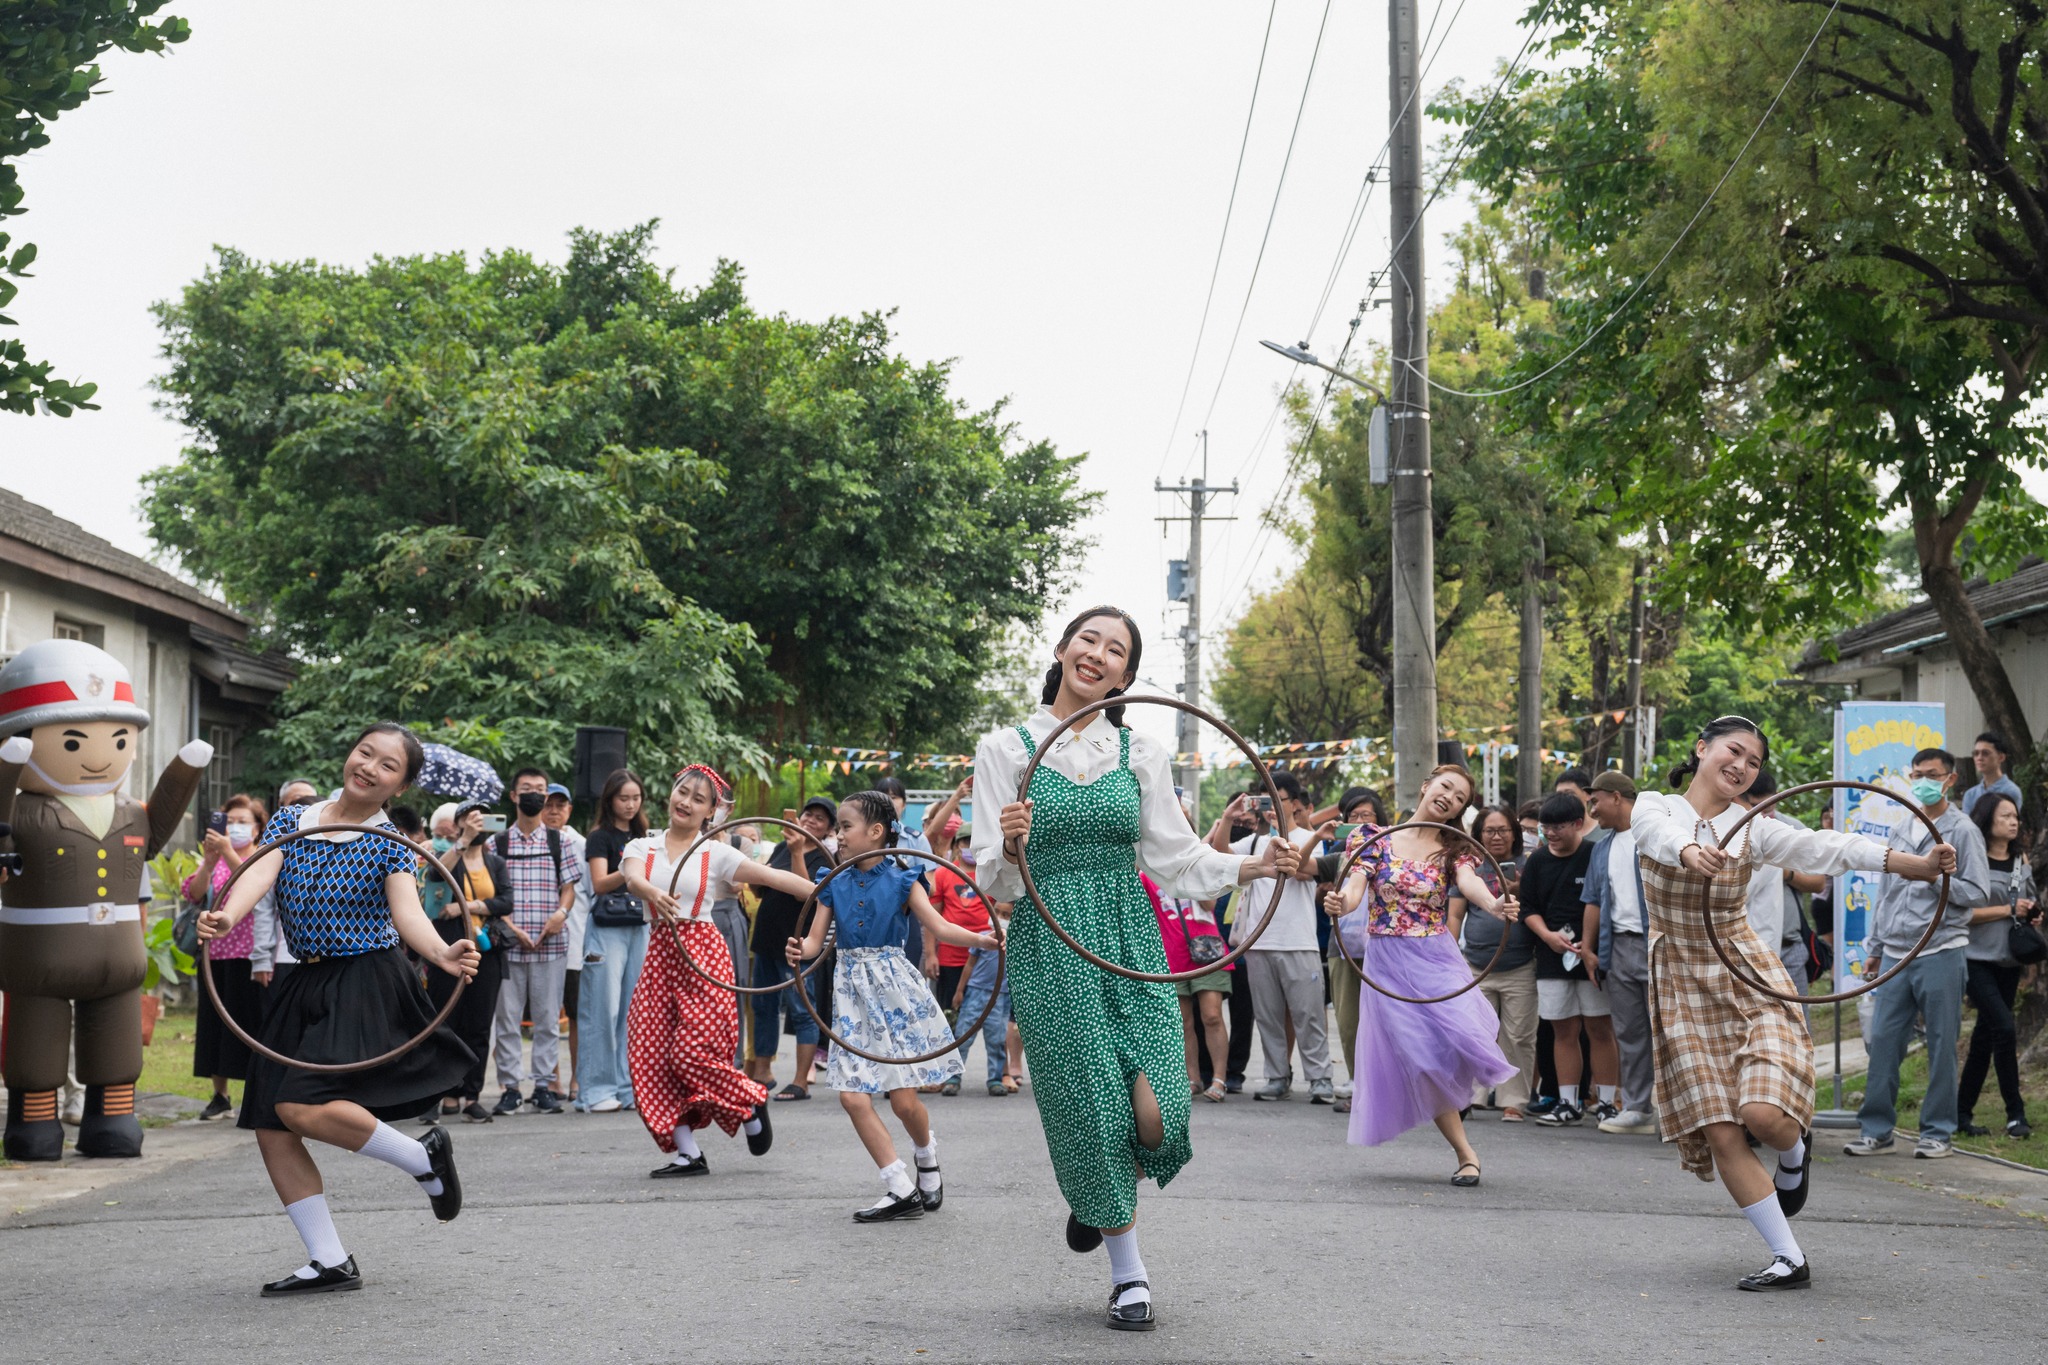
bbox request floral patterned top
[1343,823,1478,938]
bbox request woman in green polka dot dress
[971,606,1298,1333]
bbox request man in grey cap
[1584,770,1657,1135]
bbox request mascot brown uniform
[0,639,211,1160]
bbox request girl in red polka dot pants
[621,767,820,1178]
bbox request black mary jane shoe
[852,1190,926,1224]
[417,1125,462,1222]
[746,1104,773,1157]
[916,1161,943,1212]
[1736,1255,1811,1292]
[1107,1280,1157,1332]
[260,1257,362,1298]
[1066,1211,1103,1254]
[1451,1161,1481,1188]
[1776,1129,1812,1219]
[650,1154,709,1179]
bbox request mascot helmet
[0,639,151,739]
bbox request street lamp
[1258,340,1388,403]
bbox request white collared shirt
[971,706,1242,903]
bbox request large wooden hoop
[1012,695,1290,983]
[662,816,838,996]
[789,846,1005,1066]
[1328,820,1512,1003]
[201,823,474,1074]
[1704,778,1951,1005]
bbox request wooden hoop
[1012,695,1289,983]
[662,816,837,996]
[1327,820,1511,1003]
[201,822,474,1074]
[1703,778,1951,1005]
[790,846,1005,1066]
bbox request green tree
[1448,0,2048,760]
[2,0,188,415]
[143,227,1092,780]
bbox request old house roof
[1797,557,2048,675]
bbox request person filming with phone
[431,800,513,1122]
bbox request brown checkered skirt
[1640,848,1813,1180]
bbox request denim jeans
[575,920,648,1108]
[750,951,822,1057]
[1858,947,1968,1141]
[952,958,1010,1086]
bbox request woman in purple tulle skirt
[1326,765,1522,1187]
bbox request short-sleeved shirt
[1458,859,1535,971]
[1228,828,1320,952]
[585,826,636,889]
[1343,824,1478,938]
[1519,840,1595,979]
[812,856,924,951]
[623,833,747,922]
[929,865,990,967]
[265,803,411,959]
[750,841,831,953]
[501,824,574,963]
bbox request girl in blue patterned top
[199,722,479,1299]
[787,790,998,1224]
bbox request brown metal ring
[790,845,1006,1066]
[1703,778,1951,1006]
[661,816,838,996]
[1328,820,1511,1003]
[200,822,475,1074]
[1012,694,1289,983]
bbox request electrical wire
[1404,0,1842,399]
[1154,0,1281,480]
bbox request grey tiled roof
[0,485,246,624]
[1798,556,2048,670]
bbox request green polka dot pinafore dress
[1010,724,1192,1230]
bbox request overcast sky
[3,0,1541,752]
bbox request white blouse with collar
[970,705,1243,904]
[1632,790,1885,877]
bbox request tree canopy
[144,226,1092,782]
[1,0,187,415]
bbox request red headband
[673,764,731,801]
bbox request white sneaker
[588,1097,623,1113]
[1914,1136,1954,1159]
[1598,1108,1657,1134]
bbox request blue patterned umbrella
[416,743,504,803]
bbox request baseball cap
[1590,770,1637,798]
[453,798,494,822]
[545,783,572,801]
[800,796,838,821]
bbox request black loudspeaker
[573,726,629,803]
[1437,739,1469,770]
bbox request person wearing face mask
[187,793,270,1120]
[1846,747,1991,1162]
[490,769,579,1116]
[1633,717,1956,1293]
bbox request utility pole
[1623,557,1646,778]
[1518,534,1544,803]
[1157,431,1237,815]
[1387,0,1438,816]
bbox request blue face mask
[1909,777,1947,808]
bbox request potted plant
[140,914,195,1047]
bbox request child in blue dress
[787,790,997,1223]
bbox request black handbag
[2007,912,2048,966]
[590,890,646,929]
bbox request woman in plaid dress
[1632,716,1955,1292]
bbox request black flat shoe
[746,1104,773,1157]
[1451,1161,1481,1187]
[650,1155,709,1178]
[853,1190,926,1223]
[1776,1129,1812,1219]
[1066,1211,1103,1254]
[1737,1255,1811,1291]
[417,1125,462,1222]
[916,1161,942,1212]
[2010,1118,2034,1139]
[1957,1120,1992,1137]
[260,1257,362,1297]
[200,1094,233,1121]
[1107,1280,1156,1331]
[462,1101,493,1124]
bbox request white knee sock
[876,1158,915,1202]
[1740,1193,1805,1266]
[1774,1135,1808,1190]
[1560,1084,1580,1105]
[358,1121,440,1196]
[671,1125,703,1161]
[1104,1228,1150,1305]
[914,1136,940,1192]
[284,1194,347,1276]
[1597,1084,1617,1105]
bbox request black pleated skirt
[238,947,476,1131]
[193,955,264,1080]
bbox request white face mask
[226,822,256,847]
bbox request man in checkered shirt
[492,768,578,1115]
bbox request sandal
[773,1083,810,1102]
[940,1079,961,1097]
[1002,1074,1020,1094]
[1451,1161,1481,1187]
[1198,1081,1227,1103]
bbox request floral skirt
[826,947,963,1094]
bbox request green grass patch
[1822,1042,2048,1165]
[140,1003,227,1107]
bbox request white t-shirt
[1229,827,1320,952]
[622,833,747,921]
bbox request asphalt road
[3,1047,2042,1363]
